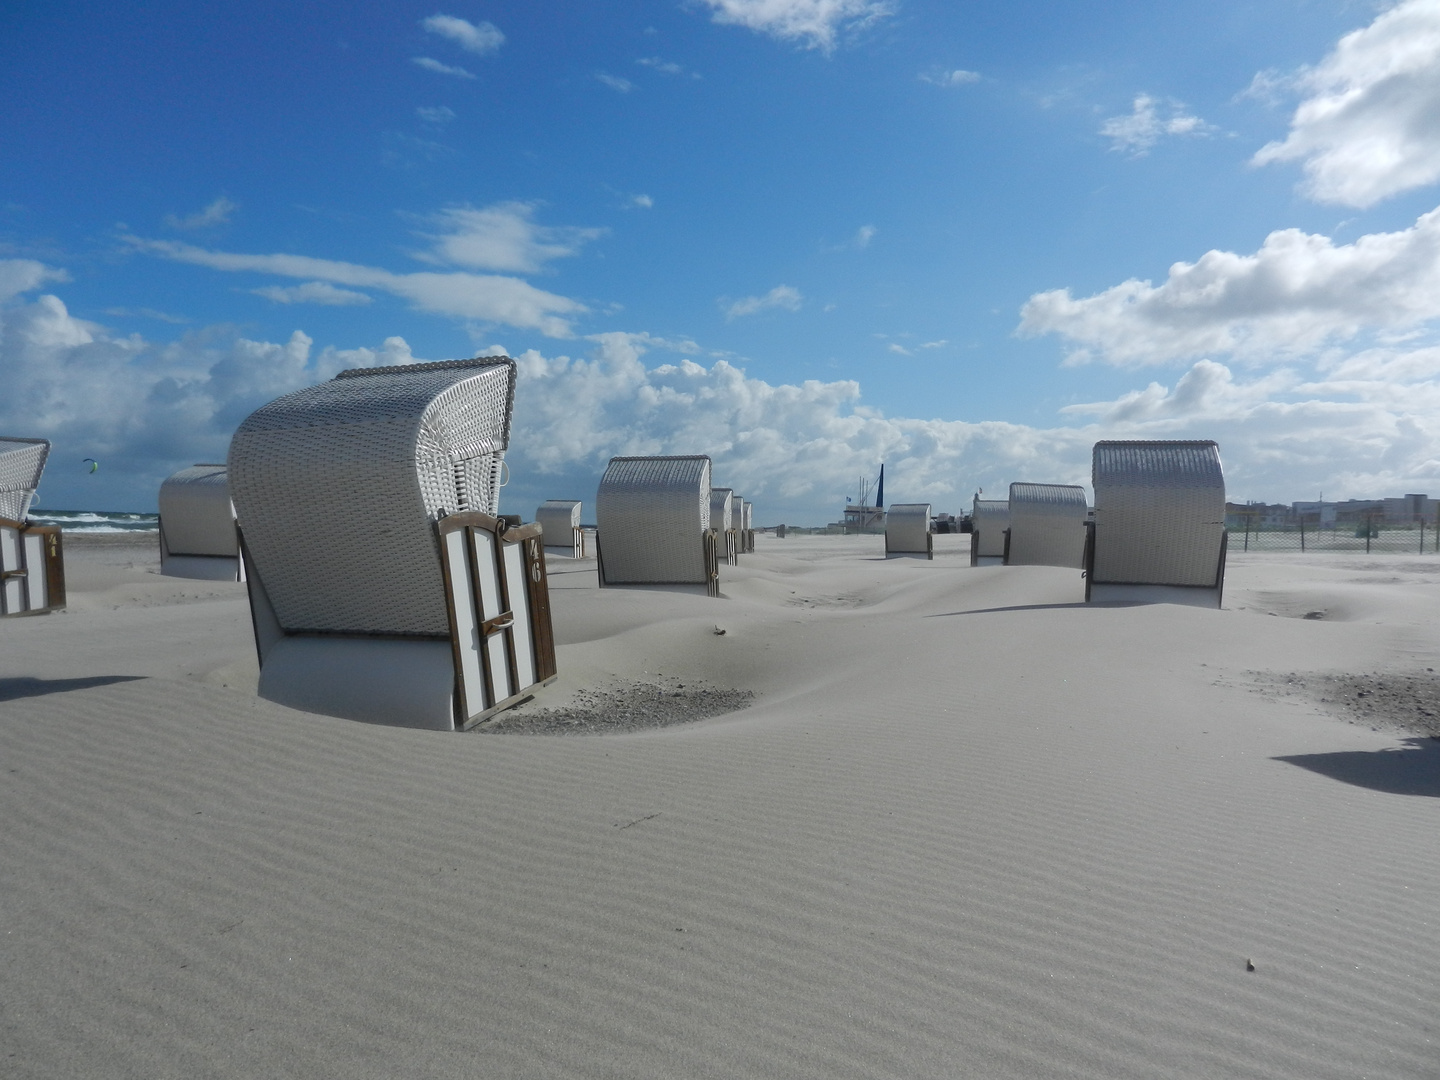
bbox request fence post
[1300,520,1305,552]
[1244,515,1250,552]
[1366,513,1371,554]
[1422,519,1426,555]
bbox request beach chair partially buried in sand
[158,465,245,581]
[710,487,737,565]
[1004,482,1088,568]
[740,498,755,553]
[229,357,557,729]
[885,502,933,559]
[595,455,720,596]
[0,436,64,617]
[969,496,1009,566]
[535,499,584,559]
[1085,440,1227,608]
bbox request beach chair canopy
[886,503,932,555]
[535,499,582,538]
[159,465,237,558]
[0,437,50,522]
[741,500,753,531]
[971,498,1009,559]
[596,455,711,585]
[710,488,733,532]
[229,357,516,636]
[1006,482,1088,568]
[1091,440,1225,587]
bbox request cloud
[854,224,876,248]
[251,281,373,306]
[637,56,689,76]
[919,339,947,349]
[1019,205,1440,365]
[416,105,456,125]
[1101,94,1213,155]
[723,285,803,319]
[0,259,68,303]
[919,69,980,87]
[628,194,654,209]
[887,343,911,355]
[1251,0,1440,208]
[163,197,237,231]
[420,14,504,55]
[412,56,476,79]
[414,202,605,274]
[596,73,634,93]
[697,0,893,53]
[126,236,586,336]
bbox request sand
[1,532,1436,1078]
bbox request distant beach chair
[536,499,584,559]
[158,464,244,581]
[710,487,737,565]
[229,357,557,729]
[0,436,64,616]
[595,455,719,596]
[1085,440,1227,607]
[970,497,1009,566]
[739,498,755,553]
[1004,483,1088,568]
[885,503,933,559]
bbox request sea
[26,510,159,534]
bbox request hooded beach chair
[536,499,583,559]
[1085,440,1226,607]
[1004,483,1088,568]
[885,503,933,559]
[741,499,755,552]
[158,465,245,581]
[0,436,63,616]
[229,357,556,729]
[710,487,737,565]
[595,455,719,596]
[969,497,1009,566]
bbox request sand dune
[1,533,1436,1078]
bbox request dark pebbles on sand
[474,677,755,735]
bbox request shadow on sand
[925,603,1094,618]
[0,675,147,703]
[1275,737,1440,797]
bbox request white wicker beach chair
[535,499,583,558]
[230,357,557,729]
[595,455,719,596]
[158,465,244,581]
[710,487,737,565]
[0,436,64,617]
[1005,483,1088,568]
[970,497,1009,566]
[885,503,933,559]
[0,437,49,523]
[740,499,755,553]
[1086,440,1226,607]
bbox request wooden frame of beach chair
[1085,440,1227,608]
[885,503,933,559]
[969,498,1009,566]
[0,518,64,616]
[158,464,245,582]
[535,499,584,559]
[1004,483,1088,568]
[595,455,720,597]
[710,487,738,565]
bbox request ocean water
[26,510,159,534]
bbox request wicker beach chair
[1085,440,1226,607]
[229,357,556,729]
[885,503,933,559]
[970,497,1009,566]
[536,499,584,558]
[710,487,737,565]
[0,437,63,617]
[740,499,755,553]
[158,464,244,581]
[1004,483,1088,568]
[0,437,49,523]
[595,455,719,596]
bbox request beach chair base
[1086,582,1223,608]
[161,554,245,581]
[0,518,64,616]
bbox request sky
[5,0,1440,522]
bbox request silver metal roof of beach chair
[971,497,1009,559]
[710,488,733,532]
[885,503,932,558]
[596,455,712,585]
[1090,440,1226,600]
[1006,483,1088,568]
[159,465,237,557]
[535,499,581,535]
[740,500,753,531]
[0,437,50,522]
[228,357,517,636]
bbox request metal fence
[1228,511,1440,554]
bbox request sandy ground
[1,532,1436,1078]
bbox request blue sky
[6,0,1440,521]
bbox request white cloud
[127,236,586,337]
[1252,0,1440,208]
[596,73,634,93]
[919,69,980,87]
[919,339,947,349]
[697,0,893,53]
[413,56,476,79]
[628,194,654,209]
[251,281,373,306]
[887,343,911,355]
[420,14,504,55]
[164,197,237,231]
[854,224,876,248]
[415,202,605,273]
[637,56,686,76]
[723,284,803,319]
[1019,205,1440,366]
[416,105,456,125]
[0,259,68,303]
[1101,94,1213,155]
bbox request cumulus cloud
[723,284,803,319]
[596,72,635,93]
[413,56,476,79]
[164,197,237,231]
[1101,94,1213,155]
[697,0,893,53]
[415,202,605,273]
[919,69,980,87]
[251,281,373,306]
[420,14,503,55]
[0,259,68,303]
[1252,0,1440,208]
[628,194,654,209]
[1019,205,1440,365]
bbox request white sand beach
[1,532,1437,1078]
